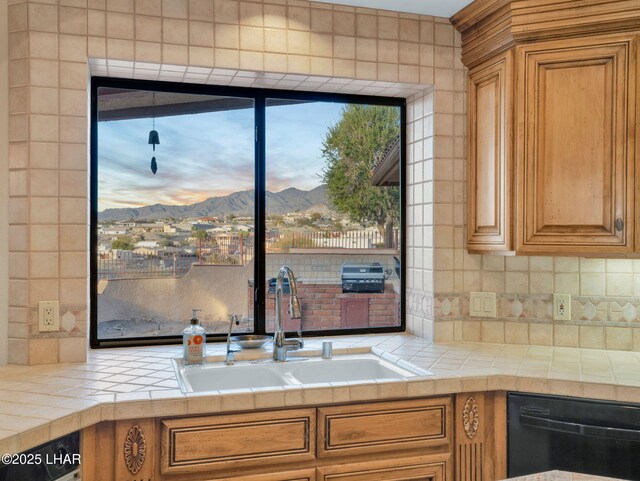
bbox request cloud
[98,100,349,210]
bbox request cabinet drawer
[316,454,448,481]
[317,398,451,459]
[217,468,317,481]
[161,409,316,475]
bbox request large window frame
[90,77,406,348]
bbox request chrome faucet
[225,314,240,365]
[273,266,304,361]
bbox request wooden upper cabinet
[467,51,514,253]
[453,1,640,257]
[516,35,636,254]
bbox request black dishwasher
[508,393,640,480]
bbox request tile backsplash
[4,0,640,365]
[432,255,640,350]
[4,0,458,364]
[0,0,8,365]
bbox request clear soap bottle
[183,309,206,366]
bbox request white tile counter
[1,334,640,455]
[504,471,620,481]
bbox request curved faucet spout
[274,266,303,361]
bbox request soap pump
[183,309,206,366]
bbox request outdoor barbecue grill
[341,262,385,293]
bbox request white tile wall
[0,0,9,366]
[5,0,453,363]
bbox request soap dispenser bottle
[183,309,206,366]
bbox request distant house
[131,223,165,233]
[371,136,400,186]
[190,223,216,231]
[207,226,231,234]
[173,223,194,232]
[235,224,254,232]
[109,249,140,260]
[102,227,127,235]
[136,240,160,248]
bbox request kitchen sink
[178,363,291,392]
[173,353,431,394]
[282,357,416,384]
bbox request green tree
[270,215,285,227]
[192,227,209,261]
[159,238,174,248]
[271,232,315,250]
[111,235,134,250]
[295,217,313,227]
[321,104,400,247]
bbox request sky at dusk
[97,100,344,211]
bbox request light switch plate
[553,294,571,321]
[470,292,496,318]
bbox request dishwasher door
[508,393,640,480]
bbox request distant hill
[98,185,328,222]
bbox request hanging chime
[148,92,160,174]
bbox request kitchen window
[90,77,405,347]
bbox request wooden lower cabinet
[82,418,158,481]
[453,392,507,481]
[316,454,449,481]
[317,398,451,460]
[216,469,317,481]
[160,408,316,476]
[82,394,506,481]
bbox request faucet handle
[296,329,304,348]
[322,341,333,359]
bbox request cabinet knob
[615,218,624,232]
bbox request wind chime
[148,92,160,174]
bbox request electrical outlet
[553,294,571,321]
[39,300,60,332]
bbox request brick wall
[250,282,399,332]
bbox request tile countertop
[2,333,640,455]
[505,471,620,481]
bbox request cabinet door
[517,35,636,254]
[467,51,514,252]
[316,454,449,481]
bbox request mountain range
[98,185,328,222]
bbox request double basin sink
[173,353,431,393]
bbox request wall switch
[470,292,496,318]
[553,294,571,321]
[39,300,60,332]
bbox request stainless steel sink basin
[173,353,431,394]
